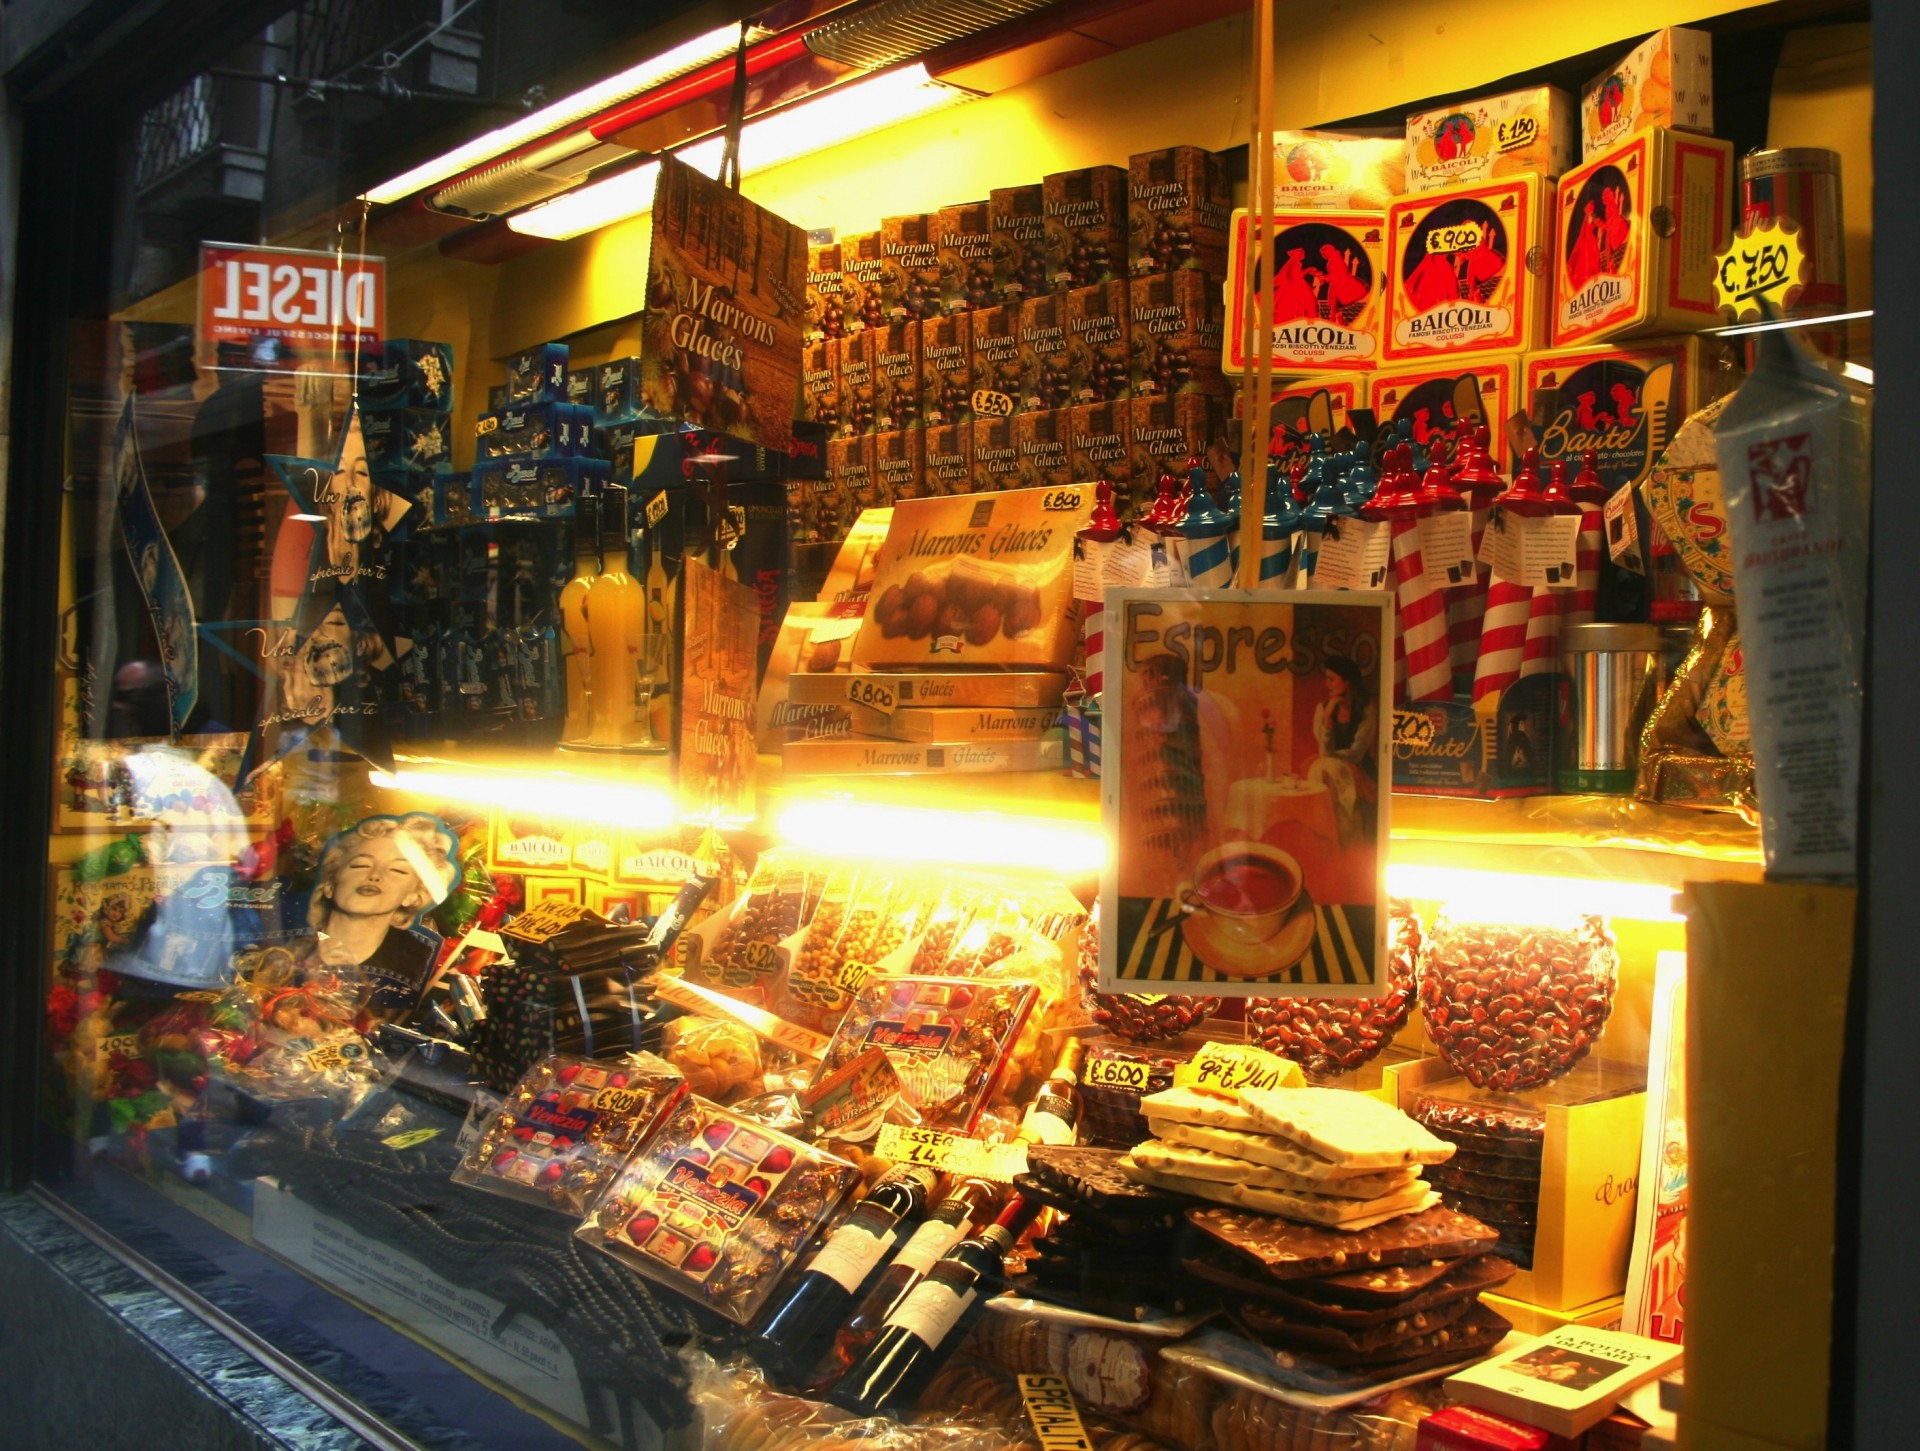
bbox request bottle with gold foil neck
[557,491,599,745]
[585,482,648,747]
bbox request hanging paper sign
[1310,517,1392,590]
[199,242,383,374]
[1417,511,1478,588]
[1712,217,1809,321]
[113,401,199,735]
[1484,511,1582,588]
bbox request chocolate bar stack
[1184,1205,1517,1389]
[1412,1095,1545,1267]
[1121,1086,1454,1228]
[1012,1145,1196,1317]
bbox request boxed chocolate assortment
[1405,86,1578,194]
[971,414,1020,492]
[842,231,890,330]
[989,183,1050,303]
[918,313,972,427]
[871,319,922,431]
[1065,280,1131,404]
[1128,145,1230,277]
[834,333,875,436]
[881,213,942,321]
[936,200,995,313]
[1043,164,1128,291]
[1068,401,1131,485]
[1582,25,1714,158]
[1129,393,1219,503]
[851,484,1097,669]
[923,422,972,495]
[1550,127,1734,347]
[806,241,851,341]
[1523,337,1719,495]
[801,340,840,431]
[782,734,1067,776]
[1018,292,1072,412]
[1130,270,1226,397]
[1015,409,1073,492]
[873,428,924,503]
[826,435,877,517]
[969,303,1023,409]
[1383,173,1551,366]
[1223,208,1385,375]
[506,342,570,404]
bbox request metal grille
[802,0,1065,69]
[135,75,222,190]
[290,0,443,86]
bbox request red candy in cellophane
[1246,902,1422,1076]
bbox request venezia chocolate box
[989,184,1050,304]
[1066,280,1131,405]
[1383,174,1550,366]
[1043,164,1129,292]
[936,200,995,313]
[918,313,972,428]
[1550,126,1733,348]
[1132,269,1227,397]
[1223,209,1385,376]
[1128,146,1230,277]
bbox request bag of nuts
[1245,901,1422,1078]
[773,869,940,1035]
[1416,911,1619,1093]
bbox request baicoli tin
[1383,173,1549,366]
[1224,208,1385,375]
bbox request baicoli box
[1551,127,1734,348]
[1128,145,1230,278]
[1369,357,1520,473]
[1406,85,1578,194]
[918,313,972,428]
[1129,269,1225,398]
[1383,173,1550,366]
[1224,208,1385,376]
[1582,26,1714,159]
[852,484,1097,669]
[1270,130,1406,210]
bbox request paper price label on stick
[1604,484,1646,573]
[1083,1056,1152,1091]
[645,491,670,528]
[1311,518,1392,590]
[1418,511,1478,588]
[1713,217,1809,320]
[1484,511,1582,588]
[874,1125,1029,1182]
[1175,1041,1303,1096]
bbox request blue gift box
[362,405,453,472]
[505,342,569,404]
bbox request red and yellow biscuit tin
[1383,173,1549,366]
[1223,208,1385,376]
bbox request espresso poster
[674,555,760,824]
[1100,589,1391,997]
[642,157,807,452]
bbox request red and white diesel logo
[1748,433,1813,522]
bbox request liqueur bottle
[1016,1037,1086,1146]
[753,1165,937,1386]
[557,492,599,744]
[825,1177,1001,1379]
[586,482,646,747]
[828,1195,1040,1417]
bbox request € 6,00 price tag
[1713,217,1808,321]
[1083,1056,1151,1091]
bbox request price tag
[972,389,1015,419]
[1041,488,1084,513]
[836,959,879,994]
[739,939,780,974]
[1019,1375,1094,1451]
[674,935,702,972]
[501,898,601,945]
[594,1087,640,1113]
[382,1128,442,1150]
[873,1125,1029,1182]
[1418,511,1478,588]
[1083,1057,1151,1091]
[846,675,899,714]
[475,416,499,436]
[645,490,670,527]
[305,1043,352,1073]
[1485,512,1581,588]
[98,1034,141,1060]
[1713,217,1809,320]
[1310,517,1392,590]
[1174,1041,1303,1097]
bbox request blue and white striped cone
[1257,528,1296,589]
[1180,460,1239,590]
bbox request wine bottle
[828,1195,1040,1417]
[826,1177,1001,1379]
[1016,1037,1085,1146]
[753,1165,936,1386]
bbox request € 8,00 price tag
[1713,217,1808,321]
[846,675,899,713]
[1041,488,1084,513]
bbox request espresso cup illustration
[1179,842,1304,946]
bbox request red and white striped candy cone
[1519,584,1566,679]
[1393,515,1452,702]
[1568,505,1603,626]
[1472,577,1531,702]
[1446,506,1491,679]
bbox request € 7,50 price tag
[1713,217,1808,321]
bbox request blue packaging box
[505,342,569,404]
[363,406,453,473]
[1389,675,1562,798]
[477,456,606,519]
[434,471,479,527]
[475,401,569,462]
[595,356,643,422]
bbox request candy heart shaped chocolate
[514,1125,535,1141]
[556,1063,582,1085]
[702,1122,733,1151]
[491,1149,518,1171]
[758,1145,795,1174]
[685,1149,711,1165]
[744,1176,771,1198]
[627,1212,660,1242]
[1418,917,1618,1093]
[684,1242,719,1274]
[1249,905,1421,1076]
[537,1161,566,1185]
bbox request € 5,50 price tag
[1713,217,1808,322]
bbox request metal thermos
[1559,623,1664,794]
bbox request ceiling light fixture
[360,22,749,205]
[506,63,973,241]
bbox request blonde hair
[309,813,458,932]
